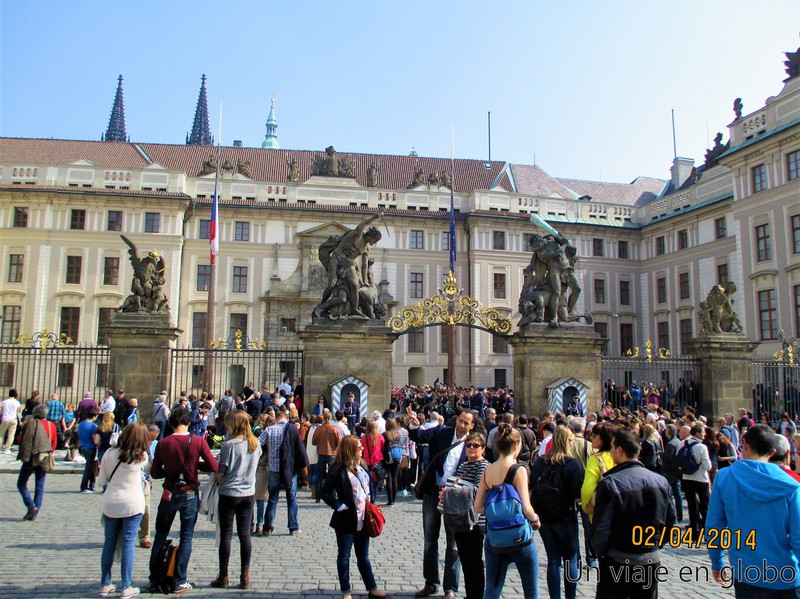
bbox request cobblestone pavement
[0,468,734,599]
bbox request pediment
[145,163,168,170]
[70,159,96,166]
[297,221,352,239]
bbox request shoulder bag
[441,463,480,531]
[364,500,385,537]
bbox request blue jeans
[17,463,46,511]
[539,518,579,599]
[669,477,684,521]
[422,493,460,592]
[316,455,335,500]
[484,537,540,599]
[81,446,97,491]
[255,499,266,527]
[102,513,144,589]
[580,509,596,565]
[265,472,299,532]
[149,490,199,588]
[335,529,377,593]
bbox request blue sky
[2,1,799,183]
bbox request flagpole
[203,103,222,394]
[447,125,456,388]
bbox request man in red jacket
[148,407,218,594]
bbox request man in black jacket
[407,406,475,599]
[592,427,675,598]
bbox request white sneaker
[121,587,140,598]
[98,584,116,597]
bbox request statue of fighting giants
[118,235,170,314]
[699,281,743,334]
[313,212,387,320]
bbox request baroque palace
[2,48,800,390]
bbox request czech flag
[210,180,219,264]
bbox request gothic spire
[186,74,213,146]
[103,75,128,142]
[262,94,279,149]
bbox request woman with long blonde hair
[210,410,262,590]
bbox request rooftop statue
[237,158,253,179]
[409,166,426,188]
[286,153,301,182]
[118,235,170,314]
[703,132,730,168]
[311,146,355,178]
[733,97,743,119]
[366,162,380,187]
[785,45,800,80]
[313,212,387,320]
[199,154,217,176]
[699,281,743,334]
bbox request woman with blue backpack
[474,423,541,599]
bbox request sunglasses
[465,443,484,449]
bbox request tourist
[661,424,684,523]
[211,411,261,590]
[1,388,22,453]
[138,425,160,549]
[592,427,675,597]
[360,420,384,503]
[97,411,120,465]
[147,407,218,594]
[152,392,170,440]
[23,390,41,419]
[474,423,541,599]
[76,391,99,422]
[78,408,100,493]
[98,421,150,599]
[682,423,712,536]
[319,435,387,599]
[382,418,404,506]
[312,411,341,503]
[16,405,57,521]
[253,415,273,536]
[63,403,77,461]
[45,393,67,449]
[314,395,328,416]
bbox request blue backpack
[674,439,702,475]
[484,464,533,553]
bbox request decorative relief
[104,171,131,182]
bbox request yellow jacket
[580,450,615,521]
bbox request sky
[2,1,800,184]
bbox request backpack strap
[502,463,520,486]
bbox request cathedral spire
[186,74,213,146]
[102,75,128,142]
[261,94,279,149]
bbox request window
[107,211,123,231]
[493,273,507,299]
[70,209,86,230]
[492,335,509,354]
[620,323,634,356]
[234,221,249,241]
[60,306,80,341]
[442,232,451,252]
[494,369,507,389]
[594,322,609,356]
[8,254,23,283]
[0,362,13,386]
[1,306,21,343]
[96,364,109,388]
[657,321,670,351]
[679,272,690,300]
[796,285,800,337]
[66,256,82,284]
[755,224,771,262]
[229,313,248,338]
[715,217,727,239]
[656,277,666,303]
[191,311,207,348]
[678,229,688,250]
[410,272,423,299]
[103,257,119,285]
[144,212,161,233]
[619,280,631,305]
[232,266,248,293]
[57,363,75,387]
[758,289,778,340]
[655,236,665,256]
[680,318,693,355]
[752,164,767,193]
[13,207,28,228]
[280,318,296,335]
[407,330,424,353]
[592,238,604,257]
[792,215,800,254]
[440,327,455,353]
[410,230,424,249]
[789,150,800,181]
[493,231,506,250]
[199,220,211,239]
[594,279,605,304]
[717,263,729,285]
[97,307,114,344]
[618,240,629,259]
[196,265,211,292]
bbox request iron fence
[170,345,304,399]
[601,354,700,412]
[751,357,800,422]
[0,342,110,405]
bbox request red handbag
[363,501,385,537]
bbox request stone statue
[699,281,743,334]
[118,235,170,314]
[733,97,743,119]
[311,146,355,178]
[221,158,234,173]
[409,167,426,188]
[440,170,452,189]
[704,132,729,168]
[785,46,800,80]
[313,212,386,320]
[428,171,439,187]
[340,154,355,177]
[237,159,253,179]
[366,162,379,187]
[286,154,300,182]
[518,232,590,328]
[199,155,217,176]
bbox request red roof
[0,137,149,168]
[555,176,666,206]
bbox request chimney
[233,140,243,148]
[670,157,694,189]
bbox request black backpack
[151,539,179,593]
[530,460,570,523]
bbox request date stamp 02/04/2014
[631,526,757,550]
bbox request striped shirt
[444,458,490,529]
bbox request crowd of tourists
[4,380,800,598]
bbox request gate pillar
[297,320,394,416]
[510,324,604,418]
[106,312,182,423]
[688,334,759,418]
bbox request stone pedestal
[106,312,182,423]
[297,319,394,417]
[688,334,759,418]
[510,324,604,417]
